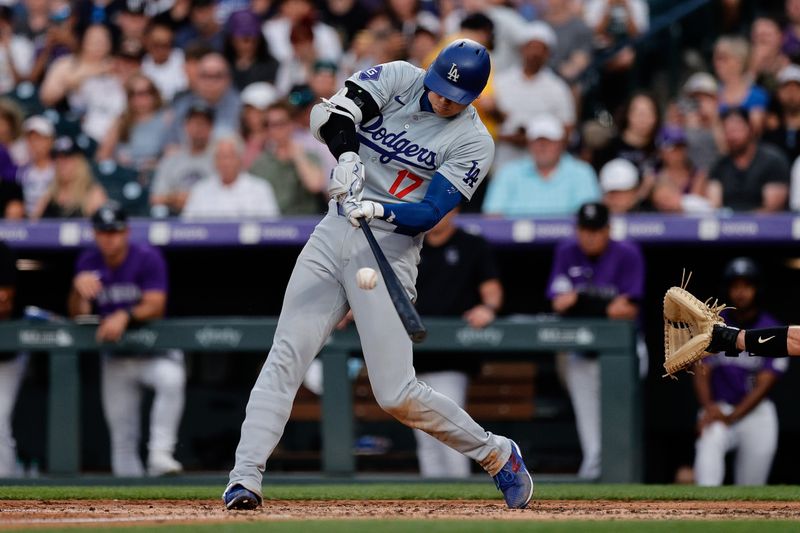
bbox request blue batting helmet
[424,39,491,105]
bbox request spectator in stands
[0,98,24,167]
[141,21,187,102]
[275,16,321,95]
[32,136,106,219]
[681,73,724,173]
[0,170,22,219]
[386,0,440,42]
[175,0,223,52]
[68,202,185,477]
[182,135,280,219]
[0,241,23,477]
[540,0,593,85]
[96,74,170,173]
[494,22,575,166]
[176,42,213,100]
[319,0,372,50]
[599,158,642,214]
[308,60,338,100]
[714,35,769,133]
[440,0,528,73]
[28,1,79,85]
[263,0,343,65]
[39,24,126,143]
[783,0,800,64]
[583,0,649,113]
[17,115,54,216]
[749,15,788,89]
[412,206,503,478]
[694,257,787,486]
[648,126,712,214]
[0,6,33,94]
[224,10,279,91]
[249,102,325,215]
[168,52,241,146]
[708,108,790,212]
[114,1,150,58]
[14,0,52,43]
[288,84,337,182]
[483,115,600,217]
[339,11,406,80]
[239,82,278,169]
[594,92,660,178]
[763,64,800,162]
[151,103,215,216]
[547,201,645,479]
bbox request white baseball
[356,267,378,290]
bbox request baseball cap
[577,202,610,230]
[526,114,564,141]
[313,59,338,75]
[186,102,215,121]
[599,158,640,192]
[121,0,147,15]
[682,72,718,96]
[288,84,315,108]
[516,21,556,49]
[778,64,800,85]
[23,115,54,137]
[228,10,261,38]
[51,136,79,157]
[656,125,687,149]
[92,202,128,232]
[241,82,278,110]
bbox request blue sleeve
[379,172,462,234]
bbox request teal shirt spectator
[482,154,601,216]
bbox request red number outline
[388,170,424,199]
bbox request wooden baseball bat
[358,218,427,343]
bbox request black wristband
[125,308,140,327]
[744,327,790,356]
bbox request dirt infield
[2,499,800,528]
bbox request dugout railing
[0,317,640,482]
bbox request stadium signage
[18,328,74,347]
[455,326,504,346]
[195,327,243,347]
[537,327,595,346]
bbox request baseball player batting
[223,39,533,510]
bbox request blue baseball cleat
[223,484,262,510]
[493,440,534,509]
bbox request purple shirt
[702,310,788,406]
[546,238,645,302]
[75,242,168,318]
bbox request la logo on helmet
[447,63,460,82]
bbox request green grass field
[3,484,799,533]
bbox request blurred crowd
[0,0,796,221]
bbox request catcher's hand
[663,271,732,377]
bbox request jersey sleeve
[346,61,422,110]
[74,250,99,275]
[615,242,645,301]
[437,132,494,201]
[474,237,500,283]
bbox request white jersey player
[223,40,533,510]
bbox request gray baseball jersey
[227,61,511,499]
[348,61,494,204]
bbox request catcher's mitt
[663,271,730,377]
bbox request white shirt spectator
[583,0,650,35]
[182,172,280,219]
[0,34,33,94]
[494,66,575,164]
[262,18,343,64]
[69,74,126,142]
[141,49,188,102]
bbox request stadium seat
[3,81,44,117]
[92,160,150,217]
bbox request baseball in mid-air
[356,267,378,290]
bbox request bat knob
[410,329,427,344]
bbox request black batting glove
[707,324,741,357]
